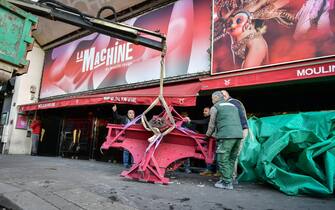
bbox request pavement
[0,155,334,210]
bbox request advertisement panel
[212,0,335,74]
[15,114,28,130]
[40,0,211,98]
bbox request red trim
[201,61,335,90]
[20,82,201,111]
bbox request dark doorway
[59,118,93,159]
[38,113,62,156]
[94,118,123,162]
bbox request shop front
[5,0,335,196]
[17,0,211,158]
[13,0,335,159]
[19,81,202,159]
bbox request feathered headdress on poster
[214,0,295,41]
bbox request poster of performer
[40,0,210,98]
[212,0,335,74]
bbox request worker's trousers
[216,138,241,183]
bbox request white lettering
[297,65,335,77]
[305,68,314,75]
[100,48,106,62]
[114,42,119,64]
[94,52,100,66]
[322,66,330,74]
[78,42,134,73]
[38,102,56,108]
[106,47,114,66]
[297,69,305,76]
[76,51,83,60]
[82,48,95,72]
[126,43,133,61]
[117,44,125,63]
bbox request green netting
[238,111,335,196]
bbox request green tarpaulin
[238,111,335,196]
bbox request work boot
[214,180,233,190]
[200,170,213,176]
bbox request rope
[141,41,176,143]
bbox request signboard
[202,60,335,90]
[21,82,201,111]
[40,0,211,98]
[212,0,335,75]
[16,114,28,129]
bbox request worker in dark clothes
[188,107,210,134]
[112,105,135,168]
[185,107,217,176]
[180,111,193,174]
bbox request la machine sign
[77,42,134,72]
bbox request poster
[212,0,335,74]
[40,0,211,98]
[16,114,28,130]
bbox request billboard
[212,0,335,74]
[40,0,211,98]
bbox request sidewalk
[0,155,334,210]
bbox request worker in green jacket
[205,91,243,190]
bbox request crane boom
[8,0,166,51]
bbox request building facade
[2,0,335,157]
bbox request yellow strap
[77,129,81,142]
[40,128,45,142]
[73,129,77,144]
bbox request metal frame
[9,0,166,51]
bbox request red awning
[20,82,201,111]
